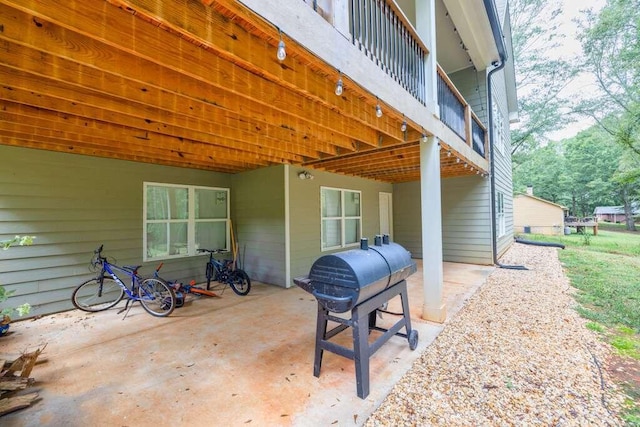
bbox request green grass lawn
[516,228,640,425]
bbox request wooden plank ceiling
[0,0,481,183]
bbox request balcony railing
[471,116,486,157]
[302,1,487,158]
[437,66,487,158]
[349,0,427,105]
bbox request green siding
[449,67,489,126]
[231,166,286,286]
[393,176,494,265]
[392,181,422,258]
[490,69,515,257]
[288,168,392,285]
[0,146,231,317]
[441,176,493,264]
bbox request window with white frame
[144,183,230,260]
[321,187,362,251]
[497,191,506,238]
[492,102,505,155]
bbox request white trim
[497,191,506,238]
[320,186,362,251]
[284,165,291,288]
[143,182,230,261]
[379,192,393,238]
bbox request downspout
[483,0,526,270]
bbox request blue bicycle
[72,245,177,317]
[198,248,251,296]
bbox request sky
[544,0,606,141]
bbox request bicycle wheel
[72,277,124,312]
[205,262,214,290]
[229,269,251,296]
[138,278,176,317]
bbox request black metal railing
[437,72,466,140]
[471,116,486,157]
[302,0,489,159]
[349,0,427,105]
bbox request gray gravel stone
[366,243,624,426]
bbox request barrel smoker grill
[294,235,419,399]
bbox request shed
[513,193,566,236]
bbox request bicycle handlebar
[92,244,106,267]
[197,248,228,254]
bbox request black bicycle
[197,249,251,296]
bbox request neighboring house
[594,205,639,223]
[514,190,566,236]
[0,0,517,322]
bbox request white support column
[420,136,446,322]
[415,0,438,116]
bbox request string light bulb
[375,100,382,118]
[335,73,343,96]
[277,29,286,61]
[401,120,407,132]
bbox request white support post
[415,0,438,116]
[420,136,446,322]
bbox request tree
[577,0,640,228]
[578,0,640,133]
[512,125,624,217]
[612,151,640,231]
[512,141,568,203]
[509,0,578,163]
[563,129,622,216]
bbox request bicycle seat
[122,265,141,273]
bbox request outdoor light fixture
[375,100,383,118]
[400,116,407,132]
[277,29,286,61]
[298,171,314,180]
[335,72,344,96]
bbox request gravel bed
[366,243,625,426]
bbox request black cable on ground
[497,262,528,270]
[515,237,565,249]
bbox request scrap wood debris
[0,344,46,417]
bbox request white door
[379,192,393,238]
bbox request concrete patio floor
[1,261,493,427]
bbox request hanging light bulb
[277,29,286,61]
[401,120,407,132]
[375,101,382,118]
[421,134,427,143]
[447,150,452,157]
[335,73,343,96]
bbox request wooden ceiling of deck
[0,0,481,183]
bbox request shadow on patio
[1,260,493,426]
